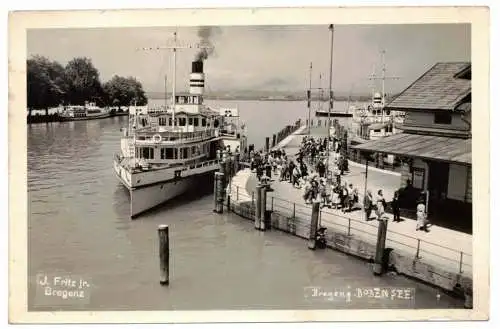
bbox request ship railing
[130,157,221,173]
[133,129,217,143]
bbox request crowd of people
[246,134,430,232]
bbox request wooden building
[353,62,472,232]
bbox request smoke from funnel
[195,26,219,61]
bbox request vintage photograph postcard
[8,6,490,323]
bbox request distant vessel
[60,102,111,121]
[350,51,405,141]
[114,40,247,218]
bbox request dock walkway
[229,126,472,279]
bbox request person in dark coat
[316,160,326,178]
[392,190,402,222]
[288,160,295,183]
[256,163,263,181]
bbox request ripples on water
[28,101,462,311]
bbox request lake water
[27,100,462,311]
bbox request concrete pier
[226,124,473,300]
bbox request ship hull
[60,113,111,121]
[114,158,218,218]
[315,110,353,118]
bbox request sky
[27,24,471,95]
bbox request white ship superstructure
[114,57,247,218]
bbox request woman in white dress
[416,197,429,232]
[375,189,386,220]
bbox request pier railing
[227,186,472,277]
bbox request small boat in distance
[60,102,111,121]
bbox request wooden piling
[373,218,388,275]
[254,184,262,230]
[158,224,170,285]
[464,286,473,309]
[308,201,321,250]
[260,184,267,231]
[225,157,232,179]
[272,134,277,147]
[265,137,270,153]
[213,172,224,213]
[234,154,240,174]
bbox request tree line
[27,55,148,116]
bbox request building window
[434,112,452,124]
[194,118,199,126]
[189,117,193,125]
[183,148,188,159]
[179,117,186,126]
[159,117,167,126]
[169,118,172,126]
[202,118,207,127]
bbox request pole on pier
[214,172,224,213]
[260,184,268,231]
[272,134,277,148]
[373,218,388,275]
[158,224,170,285]
[308,201,321,250]
[254,184,262,230]
[265,137,270,153]
[363,156,369,221]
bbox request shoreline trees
[27,55,148,116]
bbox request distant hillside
[145,90,388,102]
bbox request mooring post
[234,153,240,174]
[225,157,232,179]
[308,201,321,250]
[373,218,389,275]
[254,184,262,230]
[464,286,473,309]
[272,134,277,147]
[158,224,170,285]
[213,172,224,213]
[219,161,226,184]
[260,184,268,231]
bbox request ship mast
[138,31,213,129]
[172,32,177,127]
[164,74,168,111]
[308,62,312,135]
[326,24,335,176]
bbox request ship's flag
[329,91,334,108]
[307,90,311,108]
